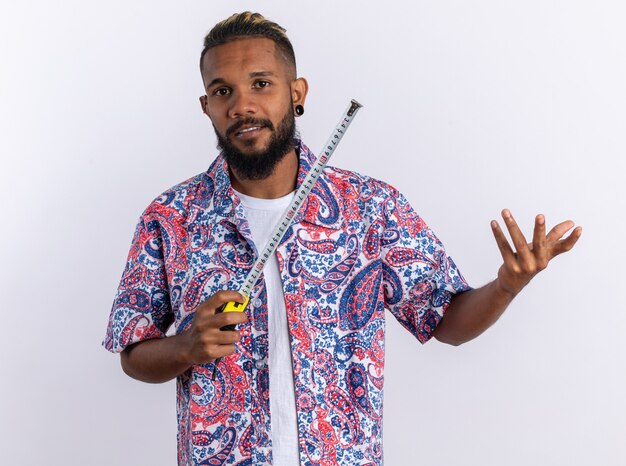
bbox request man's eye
[254,80,270,89]
[213,88,230,96]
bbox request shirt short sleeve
[103,214,174,353]
[381,190,471,343]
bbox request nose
[228,90,258,119]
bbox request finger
[501,209,533,263]
[197,290,246,316]
[210,310,249,329]
[532,214,549,269]
[532,214,546,250]
[491,219,516,263]
[212,328,242,345]
[205,343,237,361]
[552,226,583,257]
[546,220,575,242]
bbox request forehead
[201,37,288,85]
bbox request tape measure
[212,99,363,378]
[220,99,363,313]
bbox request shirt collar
[207,140,344,231]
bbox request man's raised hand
[491,209,582,297]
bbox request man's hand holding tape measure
[179,290,249,365]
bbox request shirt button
[253,298,263,308]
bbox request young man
[103,12,581,466]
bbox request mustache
[226,118,274,137]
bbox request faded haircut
[200,12,297,82]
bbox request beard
[214,107,298,181]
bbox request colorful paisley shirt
[103,141,471,465]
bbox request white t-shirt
[234,189,300,466]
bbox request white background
[1,1,625,465]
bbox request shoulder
[300,141,400,201]
[314,165,421,230]
[324,165,407,212]
[140,160,220,223]
[323,169,435,251]
[324,165,401,200]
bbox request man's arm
[433,209,582,346]
[120,290,248,383]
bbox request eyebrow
[205,71,276,89]
[249,71,275,78]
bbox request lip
[234,125,266,139]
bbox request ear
[199,95,210,118]
[291,77,309,108]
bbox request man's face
[200,37,306,180]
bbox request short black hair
[200,12,297,82]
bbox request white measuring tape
[219,98,363,314]
[212,99,363,379]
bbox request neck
[229,149,298,199]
